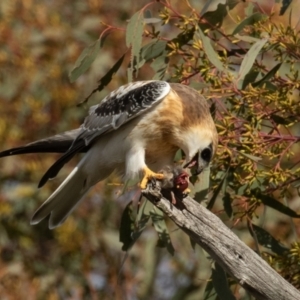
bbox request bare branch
[142,179,300,300]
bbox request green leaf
[264,81,277,91]
[222,192,233,218]
[212,263,236,300]
[143,10,160,26]
[248,223,288,255]
[203,277,217,300]
[242,69,259,89]
[193,167,210,203]
[210,102,216,120]
[235,37,269,88]
[77,53,125,106]
[194,27,225,72]
[234,34,260,43]
[199,0,226,17]
[236,184,247,196]
[126,10,144,81]
[150,208,175,255]
[189,237,196,251]
[144,17,161,24]
[151,53,169,80]
[132,198,152,240]
[200,0,238,29]
[238,151,262,162]
[232,13,264,35]
[119,201,135,251]
[120,198,152,251]
[144,9,152,18]
[280,0,292,15]
[172,27,195,46]
[252,190,300,218]
[141,40,167,61]
[131,40,167,72]
[270,114,294,125]
[244,3,254,16]
[207,169,229,210]
[252,63,282,88]
[174,149,183,163]
[189,81,210,90]
[126,10,144,48]
[69,39,100,83]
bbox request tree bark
[142,180,300,300]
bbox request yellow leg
[183,188,191,194]
[175,185,191,195]
[140,167,165,189]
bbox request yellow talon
[183,188,191,194]
[140,167,165,189]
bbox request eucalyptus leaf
[223,192,233,218]
[150,208,175,255]
[203,277,217,300]
[252,189,300,218]
[151,53,169,80]
[248,223,288,255]
[232,13,264,35]
[174,149,183,163]
[264,81,277,91]
[242,69,259,89]
[193,167,210,203]
[126,10,144,81]
[194,27,225,72]
[77,53,125,106]
[235,37,269,88]
[69,39,100,83]
[200,0,238,28]
[144,18,161,24]
[141,40,167,61]
[144,9,152,18]
[280,0,292,15]
[234,34,260,43]
[212,263,236,300]
[252,63,282,88]
[119,201,135,251]
[120,198,152,251]
[238,152,262,162]
[207,169,229,210]
[199,0,226,17]
[270,114,294,125]
[189,81,210,90]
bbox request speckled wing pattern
[77,80,170,144]
[38,81,171,187]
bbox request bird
[0,81,218,229]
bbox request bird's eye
[201,147,212,162]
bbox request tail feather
[0,129,86,157]
[31,165,91,229]
[38,139,86,188]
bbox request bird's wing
[38,81,171,187]
[78,80,170,144]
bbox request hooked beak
[183,152,204,175]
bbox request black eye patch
[201,147,212,162]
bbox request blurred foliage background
[0,0,300,299]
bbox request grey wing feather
[77,80,171,145]
[35,81,170,187]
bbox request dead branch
[142,179,300,300]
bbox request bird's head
[184,143,213,175]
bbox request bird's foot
[140,167,165,189]
[182,188,191,195]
